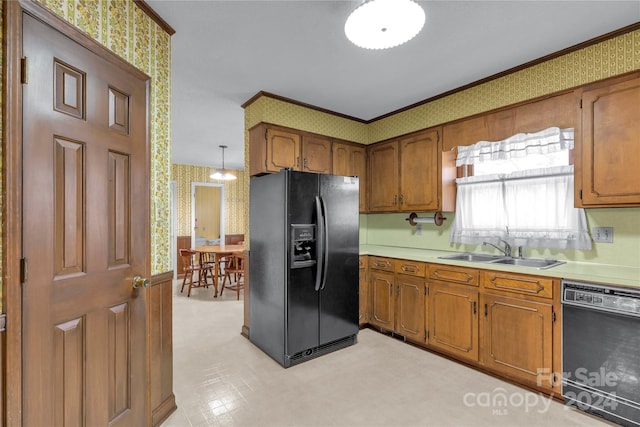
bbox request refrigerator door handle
[314,196,325,292]
[319,197,329,291]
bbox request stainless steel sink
[438,253,504,262]
[490,257,565,269]
[438,253,565,269]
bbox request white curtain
[450,128,592,250]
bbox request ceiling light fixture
[210,145,237,181]
[345,0,426,50]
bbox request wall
[172,164,247,238]
[244,26,640,269]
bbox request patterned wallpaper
[172,164,248,238]
[368,29,640,142]
[32,0,174,275]
[244,28,640,145]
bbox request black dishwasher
[562,280,640,426]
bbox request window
[450,127,591,250]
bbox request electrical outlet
[592,227,613,243]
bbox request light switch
[592,227,613,243]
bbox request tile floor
[162,280,610,427]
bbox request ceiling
[147,0,640,171]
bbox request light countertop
[360,244,640,289]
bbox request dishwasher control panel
[562,280,640,317]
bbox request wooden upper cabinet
[442,91,577,151]
[399,129,439,211]
[577,73,640,207]
[249,124,301,175]
[369,127,451,212]
[333,142,368,212]
[368,141,399,211]
[302,135,331,174]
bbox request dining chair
[221,252,244,300]
[179,248,214,297]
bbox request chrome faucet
[483,240,512,257]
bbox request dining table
[193,244,245,297]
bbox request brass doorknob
[132,275,149,289]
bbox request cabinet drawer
[428,264,479,287]
[395,260,426,277]
[359,255,367,270]
[481,271,554,299]
[369,257,395,271]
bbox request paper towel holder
[405,212,447,227]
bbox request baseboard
[151,394,177,426]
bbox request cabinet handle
[399,194,404,205]
[401,265,417,273]
[374,262,388,268]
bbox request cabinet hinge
[552,311,557,322]
[425,330,429,340]
[20,257,28,283]
[264,129,268,140]
[21,57,28,84]
[579,189,583,200]
[552,372,557,386]
[579,99,583,109]
[0,314,5,332]
[436,131,440,143]
[424,286,428,296]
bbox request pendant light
[210,145,236,181]
[345,0,426,50]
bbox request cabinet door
[399,129,439,211]
[429,282,479,362]
[368,141,398,212]
[369,270,395,330]
[358,256,369,326]
[266,128,301,172]
[395,275,426,343]
[332,143,367,212]
[481,293,553,389]
[579,75,640,206]
[302,136,331,174]
[351,145,368,213]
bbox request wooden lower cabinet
[395,275,426,342]
[368,261,426,343]
[362,258,561,394]
[480,293,554,389]
[359,256,369,326]
[429,282,479,362]
[369,270,395,330]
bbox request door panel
[396,276,425,342]
[370,271,394,329]
[22,13,149,426]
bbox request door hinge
[579,189,583,200]
[424,286,428,296]
[20,257,28,283]
[264,129,268,140]
[473,301,477,314]
[579,99,583,109]
[552,311,557,322]
[484,303,488,317]
[21,57,28,84]
[0,314,6,332]
[552,372,557,386]
[436,131,440,143]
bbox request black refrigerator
[249,169,359,367]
